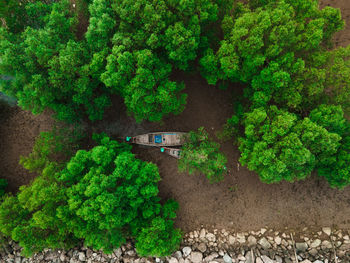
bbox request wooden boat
[160,147,181,159]
[126,132,188,146]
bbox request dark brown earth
[1,0,350,233]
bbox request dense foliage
[0,134,181,256]
[199,0,350,188]
[0,0,221,122]
[0,179,7,198]
[178,127,227,183]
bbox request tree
[0,134,182,256]
[200,0,344,111]
[239,105,343,183]
[0,179,7,198]
[178,127,227,183]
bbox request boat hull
[129,132,187,146]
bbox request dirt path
[1,0,349,233]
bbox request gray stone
[113,248,122,258]
[275,255,282,263]
[206,233,216,242]
[14,258,21,263]
[228,235,236,245]
[261,255,274,263]
[197,242,207,253]
[199,229,206,239]
[204,252,219,262]
[322,227,331,236]
[321,240,332,249]
[310,239,321,248]
[237,233,246,243]
[258,237,271,250]
[296,242,308,252]
[223,254,232,263]
[245,250,255,263]
[256,258,263,263]
[299,260,312,263]
[274,236,281,245]
[182,247,192,257]
[313,261,324,263]
[190,252,203,263]
[168,257,179,263]
[248,235,257,246]
[173,251,182,259]
[60,254,66,262]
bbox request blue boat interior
[155,135,162,144]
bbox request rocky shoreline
[1,227,349,263]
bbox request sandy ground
[1,0,350,233]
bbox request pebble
[258,237,271,249]
[310,239,321,248]
[296,242,308,252]
[168,257,179,263]
[247,235,257,246]
[190,252,203,263]
[228,235,236,245]
[197,243,207,253]
[207,233,216,242]
[322,227,331,236]
[182,247,192,257]
[78,252,86,261]
[274,236,281,245]
[223,254,232,263]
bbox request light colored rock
[245,250,255,263]
[256,258,263,263]
[261,255,274,263]
[274,236,281,245]
[321,240,332,249]
[168,258,178,263]
[248,235,257,246]
[313,260,324,263]
[197,243,207,253]
[309,248,318,256]
[206,233,216,242]
[237,233,246,243]
[260,228,267,235]
[173,251,182,259]
[322,227,331,236]
[258,237,271,249]
[190,252,203,263]
[223,254,232,263]
[228,235,236,245]
[310,239,321,248]
[275,255,282,263]
[296,242,308,252]
[182,247,192,257]
[200,229,206,239]
[60,254,66,262]
[78,252,86,262]
[299,260,312,263]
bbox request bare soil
[1,0,350,233]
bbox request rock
[206,233,216,242]
[274,236,281,245]
[200,229,206,239]
[14,258,21,263]
[248,235,257,246]
[197,243,207,253]
[313,261,324,263]
[296,242,308,252]
[168,258,178,263]
[113,248,122,258]
[126,250,136,257]
[258,237,271,250]
[173,251,182,259]
[261,255,274,263]
[310,239,321,248]
[260,228,267,235]
[309,248,318,256]
[321,240,332,249]
[228,235,236,245]
[275,255,282,263]
[343,235,349,240]
[223,254,232,263]
[322,227,331,236]
[78,252,86,262]
[299,260,311,263]
[182,247,192,257]
[60,254,66,262]
[245,250,255,263]
[237,233,246,243]
[204,252,219,262]
[190,252,203,263]
[256,258,263,263]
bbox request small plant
[178,127,227,183]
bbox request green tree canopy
[0,134,181,256]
